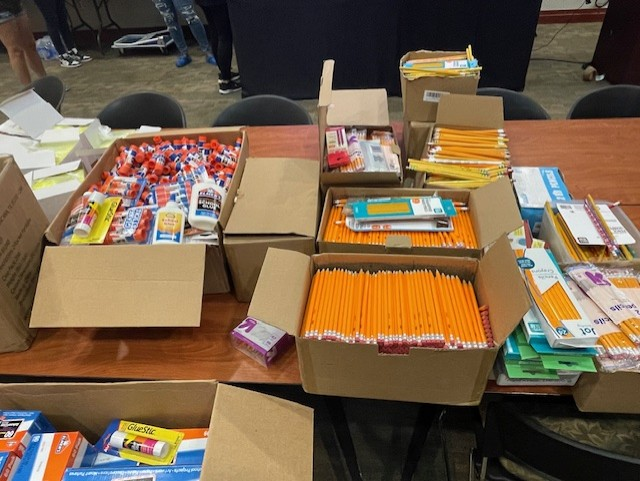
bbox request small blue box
[63,465,202,481]
[0,410,56,457]
[512,167,571,236]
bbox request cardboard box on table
[318,177,522,259]
[0,381,314,480]
[400,50,480,162]
[572,371,640,414]
[247,239,530,405]
[318,60,402,190]
[223,156,319,303]
[0,156,48,353]
[410,94,504,188]
[538,200,640,265]
[28,128,247,331]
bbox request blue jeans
[152,0,211,56]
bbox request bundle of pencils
[409,127,510,188]
[566,265,640,347]
[545,201,637,261]
[300,268,493,352]
[323,202,478,248]
[400,45,482,80]
[567,278,640,372]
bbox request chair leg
[400,404,440,481]
[324,396,363,481]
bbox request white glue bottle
[152,194,185,244]
[188,181,227,231]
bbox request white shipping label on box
[422,90,448,103]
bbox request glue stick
[109,430,169,458]
[73,191,106,237]
[188,181,226,231]
[152,194,185,244]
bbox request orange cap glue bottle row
[151,194,185,245]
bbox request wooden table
[1,121,638,387]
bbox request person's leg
[32,0,65,55]
[0,17,32,85]
[15,13,47,81]
[54,0,77,52]
[153,0,188,56]
[198,4,218,61]
[172,0,211,55]
[208,3,234,80]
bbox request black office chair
[567,85,640,119]
[211,94,313,126]
[97,92,187,129]
[25,75,65,113]
[477,87,550,120]
[471,400,640,481]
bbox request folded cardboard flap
[0,381,218,441]
[0,156,47,352]
[30,244,206,328]
[435,94,504,130]
[474,236,530,344]
[204,384,313,481]
[469,177,522,248]
[248,248,311,336]
[225,157,319,236]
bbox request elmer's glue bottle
[152,194,185,244]
[188,181,226,231]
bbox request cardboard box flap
[319,60,389,126]
[470,177,522,247]
[0,156,46,352]
[248,248,311,336]
[475,236,530,344]
[203,384,313,481]
[30,244,206,328]
[0,381,218,441]
[436,94,504,130]
[225,157,319,237]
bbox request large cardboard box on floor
[572,371,640,414]
[224,156,319,302]
[318,177,521,258]
[0,381,313,480]
[400,50,480,123]
[248,238,530,405]
[0,156,48,353]
[318,60,402,189]
[29,128,247,329]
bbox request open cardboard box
[318,60,402,189]
[223,156,319,303]
[538,201,640,265]
[318,177,522,259]
[0,380,313,480]
[400,50,480,124]
[30,128,247,329]
[247,238,530,405]
[572,371,640,414]
[0,156,48,353]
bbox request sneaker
[176,54,192,68]
[59,53,81,68]
[69,48,92,62]
[218,71,240,84]
[206,54,217,66]
[218,79,241,95]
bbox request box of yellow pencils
[318,60,403,190]
[318,177,522,259]
[400,49,480,123]
[538,200,640,265]
[409,94,508,190]
[248,236,530,405]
